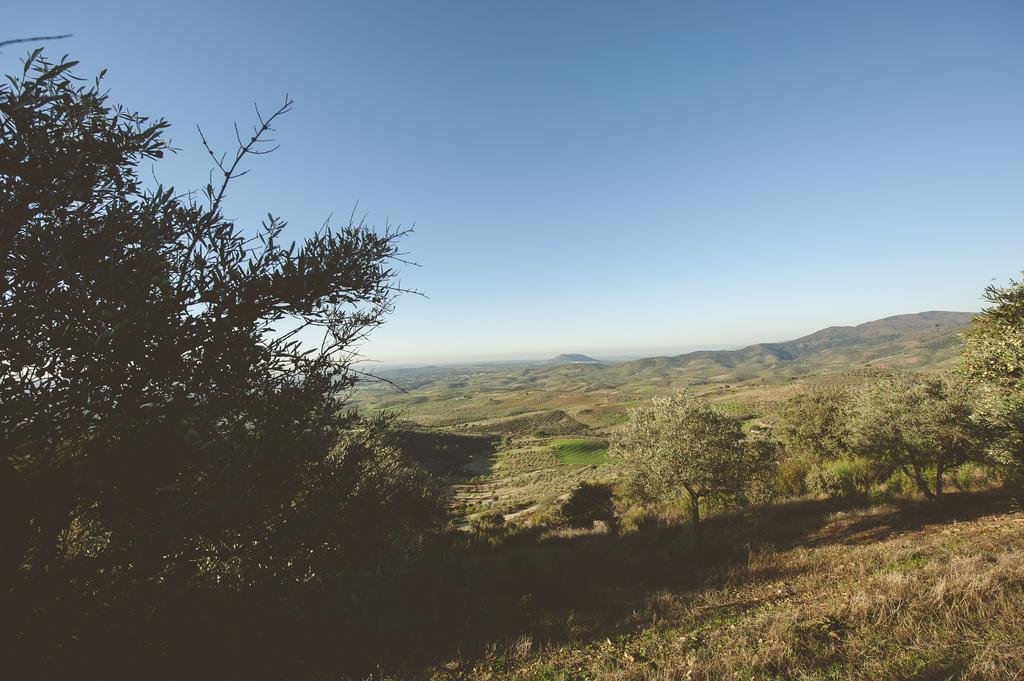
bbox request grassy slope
[398,491,1024,680]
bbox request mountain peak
[546,353,600,364]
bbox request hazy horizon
[358,307,979,366]
[8,1,1023,364]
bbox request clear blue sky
[7,1,1024,363]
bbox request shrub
[777,452,816,497]
[559,481,615,529]
[951,461,1000,493]
[882,467,915,497]
[0,53,445,678]
[617,504,665,534]
[743,430,784,504]
[805,456,876,498]
[774,389,853,460]
[470,510,506,535]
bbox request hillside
[356,311,975,432]
[598,310,974,386]
[403,490,1024,680]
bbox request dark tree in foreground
[559,481,616,529]
[0,51,442,603]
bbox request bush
[559,481,615,528]
[470,510,506,535]
[951,461,1000,493]
[774,389,853,460]
[0,53,445,679]
[805,456,876,498]
[882,467,915,497]
[777,452,816,497]
[616,503,666,534]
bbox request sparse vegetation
[449,492,1024,680]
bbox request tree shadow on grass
[359,489,1019,678]
[8,489,1016,681]
[795,488,1018,549]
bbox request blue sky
[7,1,1024,363]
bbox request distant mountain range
[366,311,975,391]
[588,311,974,386]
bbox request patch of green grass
[740,417,761,434]
[550,439,609,466]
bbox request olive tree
[960,275,1024,493]
[613,393,762,546]
[0,51,441,588]
[851,372,985,499]
[774,388,852,461]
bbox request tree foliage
[613,393,763,543]
[960,275,1024,492]
[774,388,852,461]
[850,372,985,499]
[0,51,440,593]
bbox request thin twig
[0,34,72,50]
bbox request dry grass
[437,493,1024,680]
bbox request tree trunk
[683,484,703,551]
[0,454,30,590]
[935,462,945,497]
[911,464,935,501]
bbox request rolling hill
[598,310,974,385]
[355,311,976,434]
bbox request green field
[550,438,610,465]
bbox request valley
[357,311,974,525]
